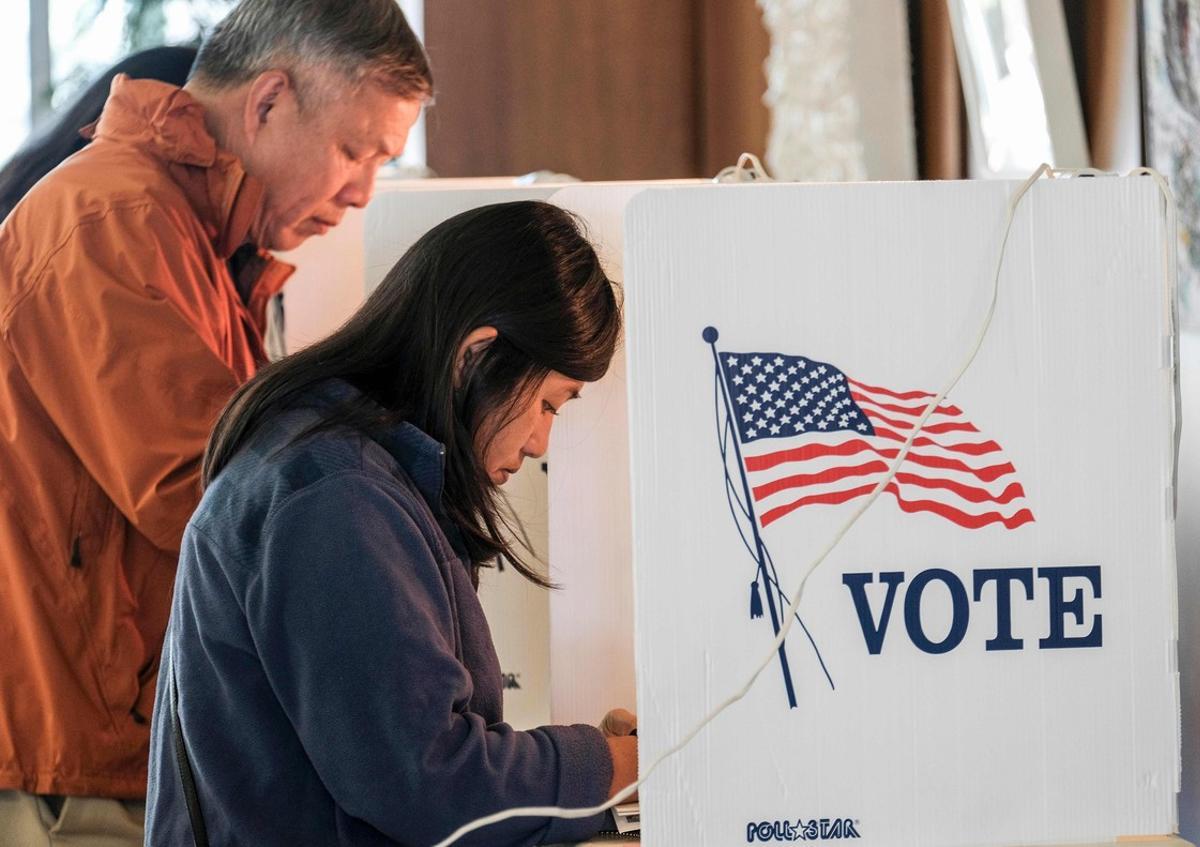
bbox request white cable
[432,163,1180,847]
[713,152,774,183]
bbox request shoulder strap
[170,651,210,847]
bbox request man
[0,1,431,841]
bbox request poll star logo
[746,818,862,842]
[842,565,1102,654]
[703,327,1037,707]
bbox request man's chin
[265,227,310,253]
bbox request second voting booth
[283,173,1180,845]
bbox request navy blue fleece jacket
[144,380,611,846]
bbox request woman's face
[477,372,584,485]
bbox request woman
[145,201,634,846]
[0,45,196,220]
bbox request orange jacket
[0,77,292,798]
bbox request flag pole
[704,326,798,709]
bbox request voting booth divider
[279,174,1182,846]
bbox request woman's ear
[455,326,499,386]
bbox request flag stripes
[718,351,1034,531]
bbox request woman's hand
[598,707,636,738]
[605,734,638,802]
[600,708,638,801]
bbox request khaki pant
[0,791,144,847]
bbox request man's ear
[243,70,291,143]
[455,326,499,387]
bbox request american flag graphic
[718,349,1035,530]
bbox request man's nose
[337,163,378,209]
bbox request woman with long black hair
[144,200,633,846]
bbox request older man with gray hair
[0,2,430,842]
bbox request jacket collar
[316,379,449,514]
[89,75,271,263]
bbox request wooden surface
[424,0,699,180]
[913,0,965,179]
[696,0,770,177]
[423,0,769,181]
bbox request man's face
[242,74,421,251]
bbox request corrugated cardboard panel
[623,178,1177,846]
[543,183,647,725]
[1173,331,1200,841]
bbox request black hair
[204,200,621,587]
[0,45,197,221]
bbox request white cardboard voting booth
[276,174,1183,844]
[622,177,1179,845]
[279,178,686,731]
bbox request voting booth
[619,177,1179,845]
[280,174,1182,845]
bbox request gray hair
[191,0,432,103]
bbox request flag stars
[839,415,850,426]
[817,366,827,375]
[793,421,805,431]
[765,408,776,419]
[768,380,780,392]
[817,420,829,430]
[746,385,758,395]
[726,356,738,367]
[764,363,775,374]
[784,390,795,401]
[762,392,774,404]
[781,414,792,424]
[751,356,763,366]
[798,359,807,368]
[857,423,868,431]
[755,373,767,383]
[804,414,814,424]
[750,400,762,411]
[775,398,786,408]
[741,364,753,375]
[732,375,744,385]
[770,424,781,435]
[789,405,799,415]
[787,365,798,375]
[747,428,758,438]
[743,412,754,423]
[736,394,747,405]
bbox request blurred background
[0,0,1168,180]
